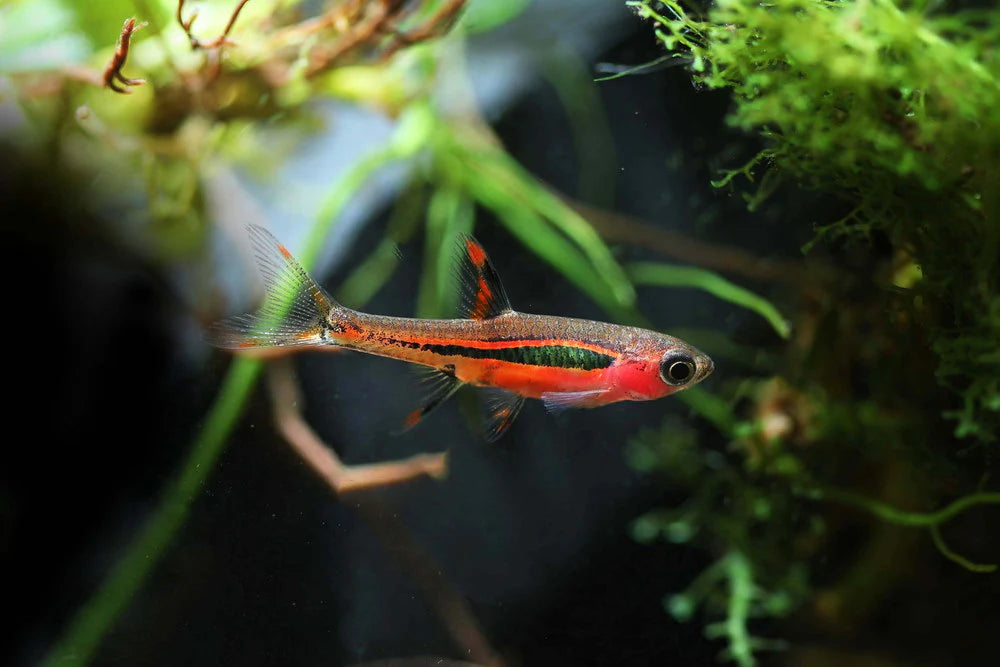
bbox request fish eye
[660,353,696,386]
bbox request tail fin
[207,225,338,351]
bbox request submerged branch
[267,360,503,664]
[380,0,467,61]
[41,132,417,666]
[567,198,823,285]
[266,360,448,492]
[304,0,392,76]
[351,494,505,667]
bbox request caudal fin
[207,225,337,350]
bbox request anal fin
[401,367,463,432]
[478,387,526,443]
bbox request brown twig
[265,0,366,47]
[380,0,467,61]
[267,360,447,493]
[103,18,148,93]
[460,115,827,287]
[177,0,252,49]
[266,360,503,664]
[352,496,505,667]
[566,197,829,285]
[31,1,465,101]
[305,0,396,76]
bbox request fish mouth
[694,353,715,383]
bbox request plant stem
[43,142,405,666]
[724,552,756,667]
[42,358,263,667]
[800,485,1000,527]
[929,524,997,574]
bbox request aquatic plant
[631,378,999,664]
[624,1,1000,663]
[631,0,1000,445]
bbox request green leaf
[539,47,617,206]
[417,187,474,317]
[666,594,695,622]
[459,0,531,34]
[335,183,427,308]
[628,261,790,339]
[482,148,636,307]
[440,144,637,319]
[446,148,639,323]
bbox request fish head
[610,334,714,401]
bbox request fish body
[209,226,714,440]
[327,311,705,405]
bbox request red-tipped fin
[456,235,512,320]
[398,367,463,433]
[478,387,526,442]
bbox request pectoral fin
[540,389,610,413]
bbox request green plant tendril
[42,145,408,667]
[929,524,997,574]
[799,486,1000,528]
[797,485,1000,573]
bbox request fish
[208,225,714,441]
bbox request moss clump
[633,0,1000,445]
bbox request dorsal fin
[456,235,512,320]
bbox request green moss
[633,0,1000,445]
